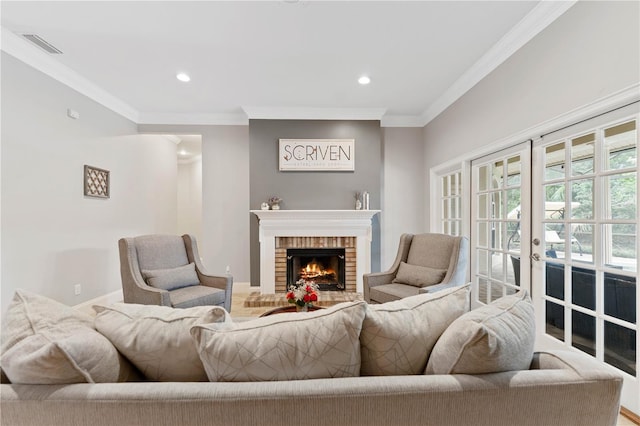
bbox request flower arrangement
[286,279,319,311]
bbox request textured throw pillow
[392,262,447,287]
[0,289,134,384]
[426,290,535,375]
[94,303,229,381]
[360,284,470,376]
[141,262,200,291]
[191,301,366,382]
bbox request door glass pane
[506,155,521,186]
[442,176,449,197]
[490,281,504,303]
[509,255,522,287]
[506,188,520,218]
[478,278,489,304]
[490,222,501,250]
[605,121,637,171]
[478,194,489,219]
[546,301,565,341]
[506,222,521,253]
[571,133,595,176]
[477,249,489,277]
[544,184,565,214]
[492,160,504,188]
[604,272,636,324]
[571,224,591,263]
[570,179,594,219]
[545,143,566,181]
[604,322,636,376]
[607,172,637,220]
[492,253,505,282]
[546,261,565,301]
[572,311,595,356]
[478,165,489,191]
[571,266,595,310]
[493,191,503,219]
[544,223,563,258]
[452,172,460,195]
[605,224,636,271]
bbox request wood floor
[230,282,638,426]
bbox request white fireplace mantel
[251,210,380,294]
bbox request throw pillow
[191,301,366,382]
[425,290,535,375]
[392,262,447,287]
[0,289,134,384]
[360,284,470,376]
[141,262,200,291]
[94,303,229,381]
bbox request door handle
[530,253,541,261]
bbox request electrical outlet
[74,284,81,295]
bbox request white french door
[471,142,532,308]
[532,111,639,413]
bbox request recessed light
[179,150,188,156]
[358,76,371,85]
[176,73,191,82]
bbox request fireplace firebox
[287,248,346,291]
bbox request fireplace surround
[251,210,380,294]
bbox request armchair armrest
[418,281,464,294]
[130,284,172,306]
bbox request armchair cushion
[426,290,535,375]
[1,290,135,384]
[94,303,229,382]
[191,301,366,382]
[360,284,470,376]
[392,262,447,287]
[142,262,200,291]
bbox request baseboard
[72,289,123,315]
[621,406,640,425]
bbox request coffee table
[260,305,324,317]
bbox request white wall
[381,127,425,269]
[423,1,640,228]
[1,52,178,313]
[177,158,203,243]
[138,124,251,282]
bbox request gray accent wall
[249,120,382,286]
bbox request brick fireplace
[251,210,380,294]
[276,237,356,292]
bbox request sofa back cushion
[360,284,470,376]
[94,303,229,381]
[1,290,135,384]
[191,301,366,382]
[426,290,535,375]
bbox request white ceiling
[1,1,574,127]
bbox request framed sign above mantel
[279,139,355,171]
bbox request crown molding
[419,0,577,127]
[242,106,386,121]
[1,27,140,123]
[137,112,249,126]
[380,114,424,128]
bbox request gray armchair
[118,234,232,311]
[364,233,468,304]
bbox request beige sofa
[0,287,623,426]
[0,350,623,426]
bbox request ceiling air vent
[22,34,63,54]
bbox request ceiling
[1,1,574,127]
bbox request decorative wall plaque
[279,139,355,171]
[84,165,110,198]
